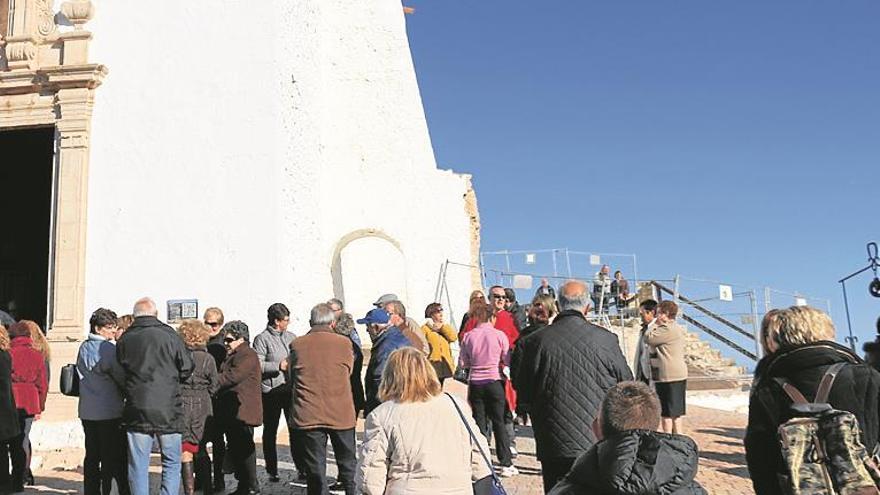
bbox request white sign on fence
[513,274,533,290]
[589,254,601,266]
[719,284,733,302]
[525,253,536,265]
[794,297,807,307]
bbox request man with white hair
[514,281,632,493]
[116,297,194,495]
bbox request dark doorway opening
[0,127,55,330]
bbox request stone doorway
[0,126,55,329]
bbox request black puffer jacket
[116,316,194,434]
[549,430,706,495]
[745,341,880,495]
[515,311,633,460]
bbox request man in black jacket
[549,381,706,495]
[514,280,632,493]
[116,297,194,495]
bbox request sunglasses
[490,294,508,300]
[223,336,237,343]
[206,321,221,328]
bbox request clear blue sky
[406,1,880,349]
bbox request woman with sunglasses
[194,307,229,492]
[216,321,262,495]
[421,303,457,386]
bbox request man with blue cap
[358,308,413,416]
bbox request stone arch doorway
[330,230,408,332]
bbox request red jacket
[9,337,48,416]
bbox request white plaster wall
[84,1,289,331]
[79,0,476,336]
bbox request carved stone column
[49,87,95,341]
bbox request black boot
[195,455,212,494]
[182,462,195,495]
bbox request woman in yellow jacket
[421,303,457,385]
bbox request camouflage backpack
[775,362,880,495]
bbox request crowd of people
[0,276,875,495]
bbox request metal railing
[652,280,760,363]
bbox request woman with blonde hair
[745,305,880,495]
[458,290,486,334]
[177,319,218,495]
[357,347,493,494]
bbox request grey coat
[181,346,218,445]
[253,326,296,393]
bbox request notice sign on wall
[167,299,199,323]
[719,285,733,302]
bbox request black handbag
[453,366,470,384]
[60,363,79,397]
[445,393,508,495]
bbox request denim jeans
[126,431,181,495]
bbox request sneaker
[328,481,348,492]
[509,446,518,458]
[500,465,519,477]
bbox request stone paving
[30,403,752,494]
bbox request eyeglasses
[490,294,507,300]
[206,321,221,328]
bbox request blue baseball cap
[357,308,391,325]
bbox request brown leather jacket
[217,344,263,426]
[288,326,355,430]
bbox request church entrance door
[0,127,56,329]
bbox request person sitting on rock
[549,381,706,495]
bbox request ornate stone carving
[4,38,37,70]
[61,0,95,30]
[35,0,58,37]
[6,40,36,63]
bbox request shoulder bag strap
[773,378,809,405]
[444,392,499,479]
[815,362,847,404]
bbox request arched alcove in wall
[330,230,408,330]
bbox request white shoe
[509,446,518,457]
[500,466,519,477]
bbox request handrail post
[673,275,680,305]
[750,289,762,360]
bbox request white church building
[0,0,481,376]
